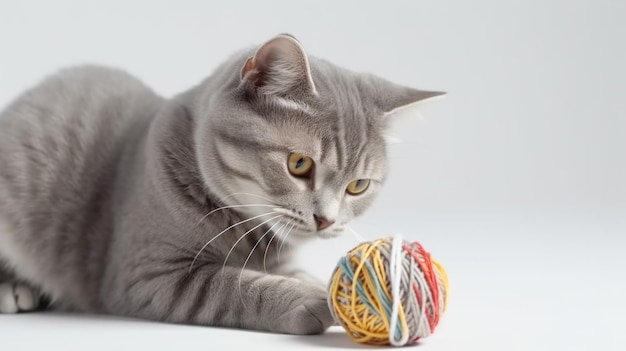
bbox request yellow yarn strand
[353,240,394,344]
[431,258,449,311]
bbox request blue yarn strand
[338,251,404,340]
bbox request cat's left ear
[240,33,316,98]
[378,83,446,117]
[369,79,446,143]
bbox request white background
[0,1,624,350]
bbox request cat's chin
[284,230,338,243]
[283,226,343,242]
[315,231,342,240]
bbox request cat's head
[196,34,444,242]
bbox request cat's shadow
[16,312,415,349]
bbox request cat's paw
[0,282,40,313]
[275,287,335,335]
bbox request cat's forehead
[269,99,387,179]
[233,57,389,176]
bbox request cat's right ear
[240,34,317,98]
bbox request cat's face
[196,34,443,242]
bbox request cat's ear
[379,84,446,117]
[240,34,316,97]
[372,81,446,144]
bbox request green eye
[288,153,314,177]
[346,179,370,195]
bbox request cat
[0,33,443,334]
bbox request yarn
[327,236,449,346]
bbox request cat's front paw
[275,287,335,335]
[0,282,41,314]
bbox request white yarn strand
[388,235,409,346]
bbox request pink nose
[314,215,334,231]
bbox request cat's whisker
[189,211,280,273]
[237,219,283,309]
[221,214,283,274]
[221,192,278,205]
[346,225,367,243]
[277,221,296,264]
[196,204,278,225]
[264,220,292,273]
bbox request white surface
[1,211,625,350]
[0,0,624,350]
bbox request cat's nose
[314,215,335,231]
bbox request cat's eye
[346,179,370,195]
[288,153,314,177]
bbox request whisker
[189,211,279,273]
[264,219,292,272]
[277,221,296,264]
[237,219,284,308]
[196,204,278,225]
[346,225,367,243]
[221,214,283,273]
[221,192,277,205]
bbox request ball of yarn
[327,236,449,346]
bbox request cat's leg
[0,267,41,314]
[270,264,326,286]
[270,264,343,327]
[112,263,334,335]
[0,220,42,314]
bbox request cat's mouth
[277,220,343,241]
[281,221,316,238]
[269,208,343,240]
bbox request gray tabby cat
[0,34,443,334]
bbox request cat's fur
[0,34,443,333]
